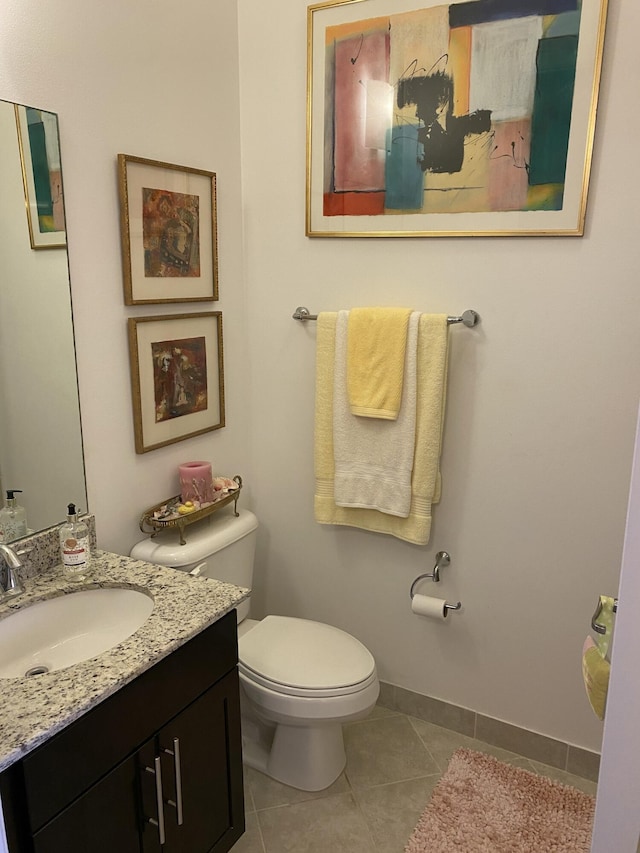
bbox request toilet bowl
[130,508,380,791]
[238,616,379,790]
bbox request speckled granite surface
[5,515,97,582]
[0,549,248,772]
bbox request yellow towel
[314,312,449,545]
[347,307,413,420]
[594,595,615,659]
[582,636,610,721]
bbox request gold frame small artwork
[128,312,225,454]
[15,105,67,249]
[118,154,218,304]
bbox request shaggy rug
[405,748,595,852]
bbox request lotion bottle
[0,490,28,543]
[60,503,90,581]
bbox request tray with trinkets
[139,475,242,545]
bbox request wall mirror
[0,97,87,540]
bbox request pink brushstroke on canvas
[333,31,390,193]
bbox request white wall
[0,0,251,553]
[0,0,638,758]
[237,0,640,752]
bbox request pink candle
[179,461,214,504]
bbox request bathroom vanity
[0,551,249,853]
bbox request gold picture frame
[128,312,225,454]
[306,0,608,237]
[118,154,218,304]
[15,105,66,249]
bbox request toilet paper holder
[410,551,462,613]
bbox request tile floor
[231,704,597,853]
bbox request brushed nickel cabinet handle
[145,756,166,845]
[164,737,184,825]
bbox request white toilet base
[243,721,346,791]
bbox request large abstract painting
[306,0,608,236]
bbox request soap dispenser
[60,503,90,581]
[0,490,27,543]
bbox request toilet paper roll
[179,461,214,503]
[411,594,449,620]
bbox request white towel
[333,309,419,517]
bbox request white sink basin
[0,587,154,678]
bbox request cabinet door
[159,670,245,853]
[31,755,143,853]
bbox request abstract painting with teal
[326,0,584,216]
[25,107,56,233]
[528,35,579,195]
[385,126,424,211]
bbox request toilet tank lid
[130,508,258,568]
[239,615,376,691]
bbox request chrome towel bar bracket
[292,307,480,327]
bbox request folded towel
[334,310,419,517]
[347,307,413,419]
[582,636,610,720]
[314,312,449,545]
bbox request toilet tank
[130,508,258,622]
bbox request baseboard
[378,681,600,783]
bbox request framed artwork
[15,105,66,249]
[118,154,218,304]
[128,312,225,454]
[306,0,608,237]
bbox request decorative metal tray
[139,475,242,545]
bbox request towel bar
[292,306,480,327]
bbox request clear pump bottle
[60,503,90,581]
[0,490,28,543]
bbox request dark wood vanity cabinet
[0,610,245,853]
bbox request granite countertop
[0,550,249,772]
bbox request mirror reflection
[0,98,86,541]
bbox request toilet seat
[238,615,376,699]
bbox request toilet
[130,508,380,791]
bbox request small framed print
[15,104,66,249]
[128,312,225,454]
[118,154,218,304]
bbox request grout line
[254,811,268,853]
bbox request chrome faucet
[0,543,25,598]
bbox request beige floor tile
[257,793,375,853]
[246,765,350,810]
[235,710,598,852]
[408,716,477,766]
[231,812,265,853]
[345,714,439,789]
[410,717,540,772]
[368,702,399,720]
[353,775,441,853]
[243,769,256,813]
